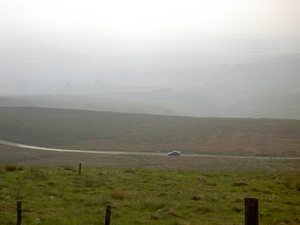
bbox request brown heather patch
[233,181,249,186]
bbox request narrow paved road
[0,140,299,160]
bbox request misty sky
[1,0,300,40]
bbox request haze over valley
[1,36,300,119]
[2,0,300,119]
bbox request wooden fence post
[16,201,22,225]
[79,163,82,175]
[105,205,111,225]
[245,197,258,225]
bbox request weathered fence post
[16,201,22,225]
[105,205,111,225]
[79,163,82,175]
[245,197,258,225]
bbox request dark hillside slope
[1,106,299,157]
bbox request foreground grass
[1,165,300,225]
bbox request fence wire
[1,206,244,225]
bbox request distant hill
[0,37,299,119]
[0,84,299,119]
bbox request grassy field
[1,106,300,157]
[1,164,300,225]
[1,106,300,224]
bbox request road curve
[0,140,299,160]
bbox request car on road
[168,151,181,156]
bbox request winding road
[0,140,299,160]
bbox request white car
[168,151,181,156]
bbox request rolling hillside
[1,106,299,157]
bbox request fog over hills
[0,36,300,119]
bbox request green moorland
[1,106,300,157]
[0,164,300,225]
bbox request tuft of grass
[282,175,294,189]
[60,165,76,172]
[124,168,138,174]
[139,198,167,211]
[5,164,24,172]
[191,195,202,201]
[196,206,213,214]
[233,181,249,186]
[232,207,243,213]
[84,176,101,188]
[101,194,112,206]
[167,207,182,218]
[280,172,300,190]
[110,189,128,200]
[150,213,160,220]
[34,172,49,180]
